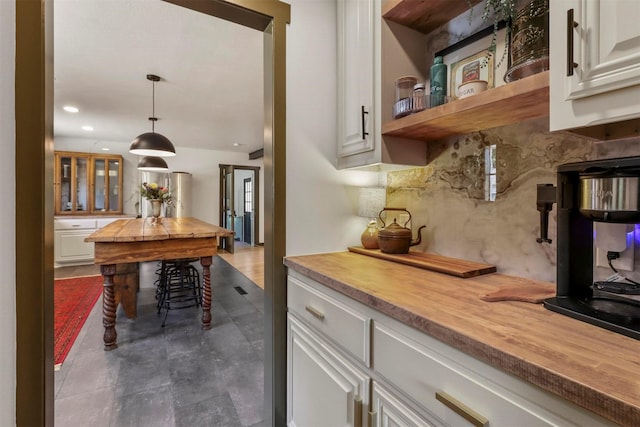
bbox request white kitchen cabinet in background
[550,0,640,132]
[54,217,124,267]
[54,219,96,266]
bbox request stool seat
[155,259,201,327]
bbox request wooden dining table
[85,217,234,350]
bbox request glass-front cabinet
[54,151,123,215]
[92,156,122,213]
[56,153,90,214]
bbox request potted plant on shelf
[467,0,550,82]
[466,0,516,68]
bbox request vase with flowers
[140,182,172,223]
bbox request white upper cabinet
[336,0,427,170]
[550,0,640,131]
[337,0,377,161]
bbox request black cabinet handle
[567,9,579,76]
[361,105,369,140]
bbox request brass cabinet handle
[368,411,377,427]
[435,391,488,427]
[305,305,325,320]
[566,9,579,76]
[354,397,363,427]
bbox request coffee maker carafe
[537,156,640,339]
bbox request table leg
[100,264,118,350]
[200,256,213,329]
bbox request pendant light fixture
[137,156,169,171]
[129,74,176,157]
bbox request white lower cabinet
[54,218,97,266]
[287,315,368,427]
[55,229,95,264]
[371,381,435,427]
[54,217,124,266]
[373,322,614,427]
[286,269,615,427]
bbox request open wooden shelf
[382,0,482,34]
[382,71,550,142]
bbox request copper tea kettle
[377,208,425,254]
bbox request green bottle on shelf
[430,56,447,107]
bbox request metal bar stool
[155,258,201,327]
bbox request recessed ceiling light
[101,147,110,151]
[233,143,244,147]
[63,105,79,113]
[81,125,94,131]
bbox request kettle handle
[378,207,411,228]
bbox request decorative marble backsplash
[385,117,640,282]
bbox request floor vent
[234,286,248,295]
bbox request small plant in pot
[466,0,517,68]
[467,0,550,82]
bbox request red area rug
[54,275,103,368]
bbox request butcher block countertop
[284,251,640,426]
[85,217,233,242]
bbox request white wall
[53,137,265,242]
[0,0,17,424]
[286,0,381,256]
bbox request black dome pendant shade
[137,156,169,171]
[129,74,176,157]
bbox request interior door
[219,164,235,253]
[244,176,253,244]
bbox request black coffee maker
[537,156,640,339]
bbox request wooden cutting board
[347,246,496,278]
[480,283,556,303]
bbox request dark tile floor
[54,257,266,427]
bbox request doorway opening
[219,164,261,253]
[16,0,289,424]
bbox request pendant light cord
[145,74,162,135]
[151,79,156,133]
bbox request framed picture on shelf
[436,22,509,100]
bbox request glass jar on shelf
[412,82,426,113]
[393,76,418,118]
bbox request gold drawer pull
[368,411,377,427]
[305,305,325,320]
[354,397,363,427]
[435,391,488,427]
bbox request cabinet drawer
[54,218,97,230]
[96,217,122,228]
[373,323,613,427]
[287,274,370,365]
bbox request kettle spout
[410,225,426,247]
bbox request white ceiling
[54,0,264,155]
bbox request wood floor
[219,245,264,289]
